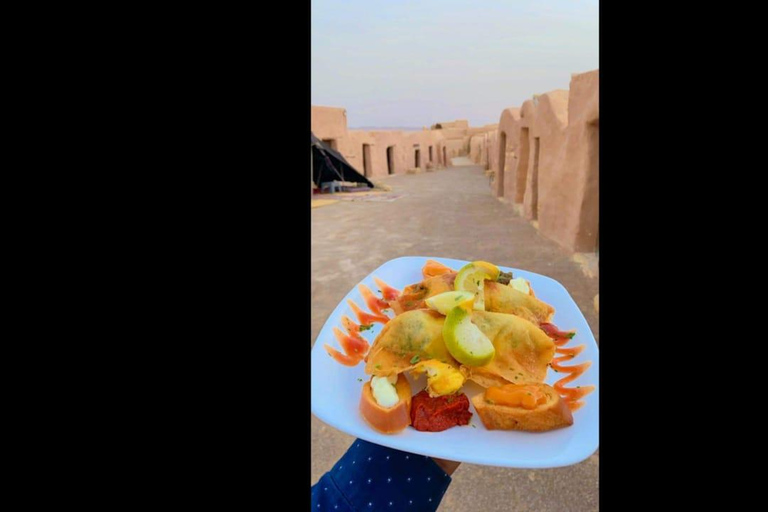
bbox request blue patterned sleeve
[311,439,452,512]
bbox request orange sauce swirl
[544,324,595,411]
[358,284,391,316]
[373,277,401,301]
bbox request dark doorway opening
[443,147,447,166]
[516,128,530,203]
[578,120,599,252]
[362,144,372,177]
[387,146,395,175]
[497,132,507,196]
[429,146,433,163]
[415,149,421,168]
[531,137,540,219]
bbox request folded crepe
[390,273,554,324]
[461,310,555,388]
[364,309,555,388]
[365,309,457,377]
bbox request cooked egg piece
[411,360,465,396]
[508,277,531,295]
[371,375,399,408]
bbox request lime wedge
[455,261,500,310]
[442,306,495,367]
[425,291,475,315]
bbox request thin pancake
[364,309,457,377]
[365,309,554,388]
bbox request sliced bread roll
[471,383,573,432]
[359,374,412,434]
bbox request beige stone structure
[312,106,485,178]
[312,69,598,253]
[482,70,599,252]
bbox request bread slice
[471,383,573,432]
[359,374,412,434]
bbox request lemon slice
[442,306,495,367]
[425,291,475,315]
[472,261,500,280]
[454,261,500,310]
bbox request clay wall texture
[488,69,599,252]
[311,69,598,253]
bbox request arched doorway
[516,128,530,203]
[387,146,395,175]
[429,146,433,163]
[576,120,599,252]
[531,137,540,219]
[362,144,372,177]
[497,132,507,197]
[415,149,421,168]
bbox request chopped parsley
[359,324,373,332]
[471,424,476,428]
[410,355,420,364]
[568,332,576,339]
[375,364,382,369]
[357,378,363,382]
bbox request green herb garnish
[375,364,382,369]
[359,324,373,332]
[410,355,420,364]
[357,378,363,382]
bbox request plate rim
[311,255,599,468]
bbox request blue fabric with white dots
[312,439,452,511]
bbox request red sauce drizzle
[324,345,361,366]
[542,322,595,411]
[358,284,391,316]
[373,277,401,301]
[333,327,369,356]
[347,299,390,325]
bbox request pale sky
[312,0,598,128]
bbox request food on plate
[460,311,555,388]
[325,257,593,436]
[389,264,553,324]
[484,280,554,324]
[365,309,555,387]
[454,261,500,310]
[425,290,475,315]
[471,383,573,432]
[359,374,413,434]
[390,272,456,314]
[421,259,455,278]
[364,309,458,377]
[410,360,466,396]
[410,389,472,432]
[442,306,496,367]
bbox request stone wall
[488,69,599,252]
[311,69,599,254]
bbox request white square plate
[311,256,599,468]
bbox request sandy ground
[311,162,599,511]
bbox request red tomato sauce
[410,390,472,432]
